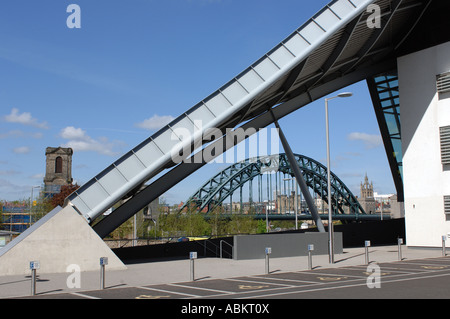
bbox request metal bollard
[365,240,371,265]
[30,261,40,296]
[190,252,197,281]
[100,257,108,289]
[307,244,314,270]
[398,238,403,261]
[442,236,447,257]
[265,247,272,274]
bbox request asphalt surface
[13,257,450,299]
[3,245,450,300]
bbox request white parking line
[300,270,366,279]
[239,271,450,299]
[70,292,101,299]
[139,286,201,298]
[169,283,235,295]
[222,277,295,287]
[247,275,319,285]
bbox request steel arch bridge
[181,153,366,217]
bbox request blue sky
[0,0,395,204]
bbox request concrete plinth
[0,206,126,276]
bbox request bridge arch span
[181,153,366,217]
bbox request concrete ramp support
[0,206,126,276]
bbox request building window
[445,196,450,215]
[440,126,450,165]
[55,156,63,174]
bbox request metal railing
[220,240,233,259]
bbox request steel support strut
[271,112,325,233]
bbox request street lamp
[325,92,352,264]
[30,185,41,226]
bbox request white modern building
[399,42,450,247]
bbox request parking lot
[16,256,450,299]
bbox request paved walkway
[0,245,443,299]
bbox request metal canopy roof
[238,0,434,123]
[64,0,449,236]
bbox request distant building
[359,176,404,218]
[360,173,374,199]
[43,147,73,195]
[359,174,376,214]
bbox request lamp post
[325,92,352,264]
[30,185,41,226]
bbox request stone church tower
[359,173,376,214]
[44,147,73,192]
[360,173,374,198]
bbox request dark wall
[334,218,405,248]
[113,236,233,263]
[113,219,405,262]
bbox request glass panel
[384,113,400,136]
[371,72,403,186]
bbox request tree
[184,211,211,236]
[257,219,267,234]
[31,193,54,223]
[208,207,228,237]
[50,184,80,208]
[227,214,257,235]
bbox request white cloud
[135,114,175,131]
[13,146,30,154]
[59,126,121,156]
[4,108,48,129]
[60,126,87,140]
[347,132,382,149]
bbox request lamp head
[337,92,353,98]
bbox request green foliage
[257,219,267,234]
[226,214,258,235]
[158,211,211,237]
[157,211,265,238]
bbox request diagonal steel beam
[93,60,393,238]
[272,115,326,232]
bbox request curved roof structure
[60,0,450,237]
[182,153,366,216]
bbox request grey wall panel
[232,232,343,260]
